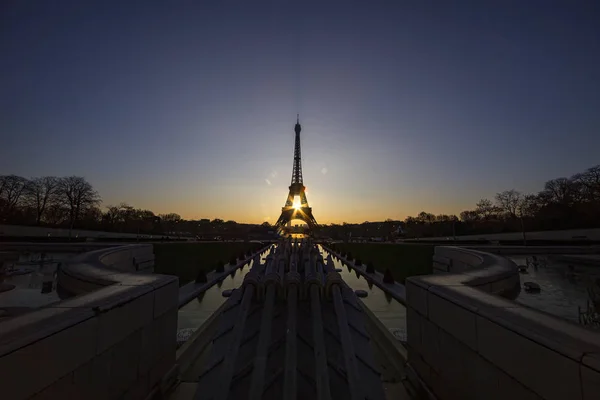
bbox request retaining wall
[0,244,178,400]
[407,246,600,400]
[57,245,155,296]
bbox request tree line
[2,164,599,238]
[0,176,101,231]
[0,175,270,237]
[401,164,600,238]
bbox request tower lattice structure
[275,116,318,230]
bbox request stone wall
[405,227,600,242]
[57,244,155,296]
[0,223,163,239]
[407,246,600,400]
[0,244,179,400]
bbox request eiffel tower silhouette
[275,116,318,230]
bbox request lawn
[328,243,434,283]
[153,242,264,286]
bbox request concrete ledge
[0,244,178,400]
[467,245,600,256]
[406,246,600,400]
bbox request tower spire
[275,117,318,230]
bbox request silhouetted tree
[495,190,522,219]
[25,176,59,225]
[573,165,600,202]
[56,176,101,234]
[0,175,29,222]
[475,199,497,220]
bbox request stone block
[0,316,97,399]
[97,291,153,353]
[109,329,142,396]
[89,349,112,399]
[406,280,428,317]
[477,316,581,400]
[154,279,179,318]
[432,265,448,275]
[466,351,503,399]
[583,353,600,372]
[432,255,451,266]
[0,307,94,357]
[159,307,178,356]
[148,351,176,391]
[581,365,600,400]
[435,328,462,381]
[72,359,102,399]
[481,306,600,362]
[420,318,440,369]
[495,369,542,400]
[169,382,199,400]
[121,372,150,400]
[433,261,448,270]
[432,327,491,399]
[408,350,431,387]
[428,291,477,350]
[140,318,162,375]
[31,372,75,399]
[406,307,422,353]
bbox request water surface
[511,255,600,324]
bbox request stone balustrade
[0,244,179,400]
[57,244,156,296]
[407,246,600,400]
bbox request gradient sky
[2,1,599,224]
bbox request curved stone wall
[0,244,179,400]
[407,246,600,400]
[57,244,155,296]
[431,246,521,296]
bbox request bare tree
[44,203,69,226]
[104,205,121,228]
[541,177,581,207]
[25,176,59,225]
[475,198,497,220]
[56,176,101,234]
[416,211,435,223]
[159,213,182,235]
[495,190,522,219]
[516,194,540,218]
[572,165,600,202]
[0,175,30,219]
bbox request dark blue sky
[1,1,599,223]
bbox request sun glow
[293,195,301,209]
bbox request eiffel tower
[275,116,318,230]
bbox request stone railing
[57,244,156,296]
[0,244,179,400]
[407,246,600,400]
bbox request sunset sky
[2,1,600,224]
